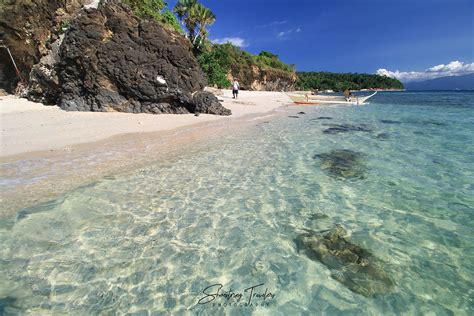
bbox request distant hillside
[296,72,404,91]
[198,44,297,90]
[405,73,474,90]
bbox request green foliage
[160,9,184,33]
[296,72,404,91]
[122,0,184,33]
[174,0,215,49]
[122,0,166,20]
[197,50,230,88]
[197,43,294,88]
[255,51,293,72]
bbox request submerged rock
[380,120,402,124]
[322,123,372,134]
[313,149,366,179]
[0,296,18,315]
[375,133,390,140]
[308,213,330,220]
[295,225,393,297]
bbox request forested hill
[297,72,404,91]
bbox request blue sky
[168,0,473,81]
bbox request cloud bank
[377,61,474,82]
[211,37,248,47]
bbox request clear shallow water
[1,91,473,315]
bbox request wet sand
[0,91,292,216]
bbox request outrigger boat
[287,91,377,105]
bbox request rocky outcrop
[0,0,90,92]
[249,66,297,91]
[227,66,297,92]
[1,0,231,115]
[295,225,394,297]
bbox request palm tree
[173,0,197,20]
[174,0,198,40]
[191,3,216,46]
[173,0,215,47]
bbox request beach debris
[313,149,365,179]
[322,123,372,134]
[298,111,306,114]
[316,117,332,120]
[380,119,402,124]
[194,113,200,117]
[288,115,300,118]
[294,225,394,297]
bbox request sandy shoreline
[0,90,293,216]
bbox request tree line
[296,72,404,91]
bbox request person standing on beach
[343,89,351,102]
[232,78,240,99]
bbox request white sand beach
[0,90,293,215]
[1,90,292,157]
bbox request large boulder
[0,0,89,92]
[1,0,231,115]
[59,1,231,115]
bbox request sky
[168,0,474,82]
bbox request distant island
[404,73,474,91]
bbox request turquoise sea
[1,91,473,315]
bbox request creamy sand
[1,90,291,157]
[0,90,293,215]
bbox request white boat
[287,91,377,105]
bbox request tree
[190,3,216,46]
[122,0,183,33]
[173,0,215,48]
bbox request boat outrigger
[287,91,377,105]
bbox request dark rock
[322,123,372,134]
[294,225,393,297]
[288,115,299,118]
[298,111,306,114]
[2,0,231,115]
[191,91,231,115]
[313,149,365,179]
[0,0,88,93]
[308,213,330,220]
[380,120,402,124]
[375,133,390,140]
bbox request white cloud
[211,37,248,47]
[377,61,474,82]
[257,20,288,28]
[277,28,302,38]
